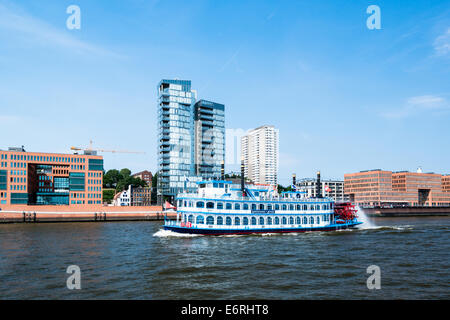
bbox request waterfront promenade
[0,205,171,223]
[364,206,450,217]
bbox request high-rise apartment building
[241,125,279,186]
[157,80,225,201]
[194,100,225,180]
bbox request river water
[0,216,448,299]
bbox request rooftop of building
[132,170,152,176]
[251,125,276,131]
[346,169,446,177]
[0,146,102,157]
[194,99,225,110]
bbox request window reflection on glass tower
[194,100,225,180]
[157,80,225,203]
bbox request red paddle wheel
[334,202,358,223]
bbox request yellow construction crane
[70,140,146,154]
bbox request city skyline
[1,0,449,186]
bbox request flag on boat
[165,201,176,210]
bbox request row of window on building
[70,165,85,170]
[87,200,102,204]
[9,162,26,169]
[71,193,85,199]
[183,214,331,226]
[8,170,26,176]
[179,200,331,211]
[10,185,26,191]
[12,177,27,183]
[2,153,86,163]
[88,172,101,177]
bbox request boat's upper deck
[176,180,333,204]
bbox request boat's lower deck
[163,221,362,235]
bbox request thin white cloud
[0,115,22,123]
[381,95,449,119]
[0,3,123,58]
[433,27,450,56]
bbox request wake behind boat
[163,171,362,235]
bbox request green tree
[277,184,292,193]
[119,168,131,179]
[151,172,158,204]
[102,189,115,204]
[152,172,158,188]
[104,168,148,192]
[103,169,121,188]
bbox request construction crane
[70,141,146,155]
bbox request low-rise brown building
[132,170,153,187]
[345,169,450,207]
[131,186,152,206]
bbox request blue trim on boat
[163,221,363,235]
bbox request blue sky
[0,0,449,185]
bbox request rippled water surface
[0,217,448,299]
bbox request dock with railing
[0,205,174,223]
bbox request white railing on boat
[177,193,332,202]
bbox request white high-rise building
[241,125,279,186]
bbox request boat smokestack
[241,158,245,196]
[221,160,225,180]
[316,171,322,198]
[292,173,296,187]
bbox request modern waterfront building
[296,178,349,202]
[0,146,103,206]
[241,125,279,186]
[194,99,225,180]
[157,80,225,202]
[157,79,198,202]
[344,169,450,207]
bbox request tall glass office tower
[194,100,225,179]
[157,80,225,203]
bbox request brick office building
[344,169,450,207]
[0,146,103,207]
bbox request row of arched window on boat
[183,214,333,226]
[178,200,332,211]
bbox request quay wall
[364,206,450,217]
[0,205,175,223]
